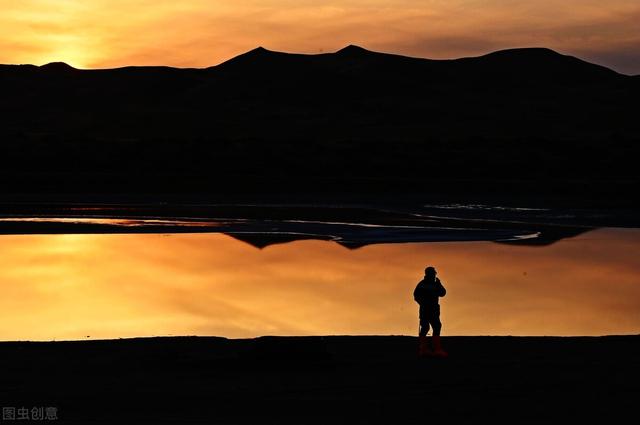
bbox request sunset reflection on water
[1,228,639,340]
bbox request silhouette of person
[413,266,447,357]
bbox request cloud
[0,1,639,73]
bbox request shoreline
[2,333,639,343]
[1,202,638,247]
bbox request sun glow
[0,1,638,73]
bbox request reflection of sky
[1,1,639,74]
[0,228,639,341]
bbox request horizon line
[1,44,636,77]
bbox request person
[413,266,447,357]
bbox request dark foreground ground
[1,335,638,424]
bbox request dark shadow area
[1,335,638,423]
[0,46,639,207]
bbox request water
[0,228,638,340]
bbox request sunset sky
[1,0,639,74]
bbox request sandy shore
[1,335,638,424]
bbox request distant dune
[0,46,638,205]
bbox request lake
[1,227,638,340]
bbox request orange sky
[1,0,639,74]
[1,229,639,341]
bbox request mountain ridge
[0,44,638,202]
[0,45,632,77]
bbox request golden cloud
[0,1,638,73]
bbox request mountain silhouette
[214,45,622,84]
[0,45,638,204]
[39,61,77,71]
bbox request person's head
[425,266,436,279]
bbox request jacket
[413,277,446,307]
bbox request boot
[432,335,448,358]
[418,335,432,357]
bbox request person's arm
[436,278,446,297]
[413,282,423,304]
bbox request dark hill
[0,46,638,205]
[40,61,77,71]
[471,47,620,81]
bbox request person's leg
[430,313,447,357]
[419,319,430,337]
[431,317,442,336]
[418,315,432,356]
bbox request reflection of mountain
[224,226,593,250]
[0,46,638,203]
[224,233,333,249]
[0,202,596,248]
[495,227,590,246]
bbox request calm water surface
[1,228,639,340]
